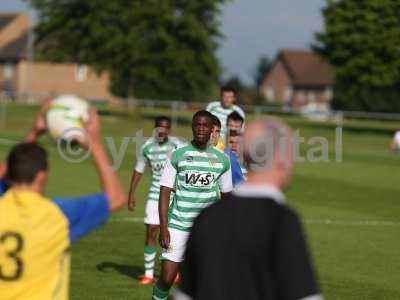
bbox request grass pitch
[0,103,399,299]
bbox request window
[308,91,316,103]
[284,86,293,102]
[325,88,333,101]
[75,65,87,82]
[296,91,305,104]
[3,64,14,79]
[265,87,275,100]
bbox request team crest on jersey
[152,162,164,172]
[184,171,215,187]
[185,155,194,162]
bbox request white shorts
[144,200,160,225]
[160,228,190,263]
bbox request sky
[1,0,326,85]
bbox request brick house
[0,13,117,103]
[260,49,335,108]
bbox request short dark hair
[220,86,237,95]
[5,143,48,184]
[227,111,244,125]
[227,129,242,138]
[192,110,213,124]
[211,114,221,129]
[155,116,171,127]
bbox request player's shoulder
[223,148,234,159]
[210,146,226,157]
[169,136,187,149]
[232,104,245,117]
[171,144,193,156]
[0,179,9,196]
[277,204,304,232]
[1,190,68,226]
[206,101,221,110]
[209,147,230,165]
[142,137,156,152]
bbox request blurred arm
[127,170,143,211]
[54,193,110,243]
[158,157,177,248]
[159,186,172,233]
[0,163,6,179]
[52,110,127,243]
[228,150,244,186]
[218,159,233,196]
[24,98,52,143]
[82,109,126,212]
[128,145,147,210]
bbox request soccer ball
[46,94,89,140]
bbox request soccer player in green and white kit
[206,86,245,138]
[128,116,183,285]
[151,110,233,300]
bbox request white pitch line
[305,219,400,226]
[110,217,400,227]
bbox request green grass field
[1,103,400,299]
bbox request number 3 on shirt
[0,232,24,281]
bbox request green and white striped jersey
[160,144,233,232]
[206,101,245,136]
[135,137,183,202]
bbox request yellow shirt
[215,138,225,152]
[0,189,70,300]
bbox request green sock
[152,284,169,300]
[144,245,157,278]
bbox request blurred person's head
[227,111,244,132]
[243,118,293,189]
[154,116,171,143]
[192,110,213,148]
[220,86,237,108]
[5,143,49,194]
[210,114,222,147]
[226,130,242,155]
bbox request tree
[30,0,228,101]
[314,0,400,112]
[253,55,272,89]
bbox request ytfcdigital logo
[56,127,343,170]
[57,127,92,163]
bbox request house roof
[0,31,29,61]
[278,49,335,87]
[0,13,30,61]
[0,14,17,31]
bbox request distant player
[225,111,247,178]
[0,107,127,300]
[206,86,245,138]
[226,129,241,155]
[210,114,243,186]
[390,130,400,152]
[151,110,232,300]
[226,130,248,179]
[226,111,245,133]
[128,116,182,285]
